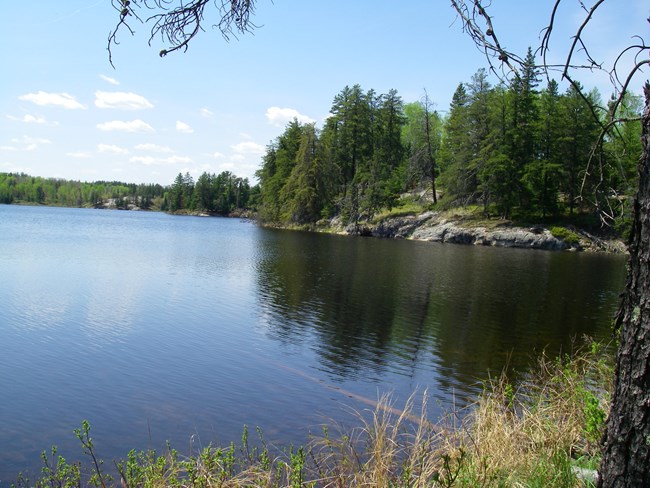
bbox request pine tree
[439,83,472,204]
[522,79,562,217]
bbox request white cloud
[0,145,19,152]
[135,143,172,153]
[95,91,154,110]
[99,74,120,85]
[130,156,157,165]
[265,106,315,127]
[212,151,225,159]
[23,114,47,124]
[7,114,47,124]
[130,155,192,166]
[98,143,129,154]
[19,91,86,110]
[13,136,52,145]
[97,119,155,133]
[8,136,52,151]
[176,121,194,133]
[67,151,92,159]
[231,141,265,155]
[165,155,192,164]
[200,107,214,117]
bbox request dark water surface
[0,205,626,482]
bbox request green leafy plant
[549,226,581,245]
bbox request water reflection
[255,229,626,401]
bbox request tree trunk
[598,82,650,486]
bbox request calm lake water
[0,204,626,483]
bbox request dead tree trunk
[598,82,650,486]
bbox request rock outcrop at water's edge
[341,211,627,253]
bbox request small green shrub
[550,226,581,245]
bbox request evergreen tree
[439,83,472,203]
[523,79,562,217]
[557,83,601,215]
[360,88,406,216]
[508,47,540,208]
[256,120,305,221]
[194,172,214,211]
[321,85,375,223]
[477,83,516,217]
[169,172,185,211]
[280,123,324,223]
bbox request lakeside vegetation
[254,57,641,236]
[14,340,612,488]
[0,173,167,210]
[0,171,255,214]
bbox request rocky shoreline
[339,211,628,253]
[106,203,626,254]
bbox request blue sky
[1,1,647,186]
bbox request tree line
[0,172,165,209]
[256,54,641,229]
[160,171,254,213]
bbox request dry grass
[448,341,613,486]
[308,393,444,487]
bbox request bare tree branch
[449,0,524,80]
[562,0,606,77]
[450,0,648,120]
[108,0,259,66]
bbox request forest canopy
[255,64,641,229]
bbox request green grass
[371,201,429,223]
[549,226,582,245]
[14,340,612,488]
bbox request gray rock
[334,211,624,253]
[363,215,571,251]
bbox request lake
[0,204,627,483]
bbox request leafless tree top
[108,0,259,66]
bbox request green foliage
[254,68,640,232]
[0,170,253,215]
[582,389,607,444]
[257,85,408,226]
[550,226,581,245]
[371,200,427,223]
[37,446,81,488]
[166,170,252,214]
[0,173,166,209]
[431,449,466,487]
[403,94,443,202]
[74,420,111,488]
